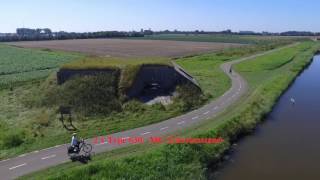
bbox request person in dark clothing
[71,133,80,152]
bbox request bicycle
[68,139,92,156]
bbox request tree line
[0,28,144,42]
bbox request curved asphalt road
[0,45,293,179]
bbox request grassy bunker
[52,56,201,115]
[58,57,171,96]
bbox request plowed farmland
[8,38,243,58]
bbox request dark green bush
[42,73,121,116]
[174,84,204,112]
[2,130,25,148]
[122,100,146,113]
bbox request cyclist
[71,133,80,152]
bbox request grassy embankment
[20,42,320,179]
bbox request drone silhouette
[58,106,77,131]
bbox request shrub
[42,73,122,116]
[2,131,25,148]
[174,84,204,112]
[34,110,51,127]
[122,100,146,113]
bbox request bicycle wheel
[82,143,92,153]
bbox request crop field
[7,38,243,58]
[128,34,307,44]
[0,44,82,88]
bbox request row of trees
[153,29,320,36]
[1,28,319,42]
[0,28,144,42]
[280,31,320,36]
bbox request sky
[0,0,319,33]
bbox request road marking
[192,116,199,120]
[55,145,62,148]
[0,159,10,163]
[96,141,108,146]
[18,154,26,157]
[203,111,210,115]
[160,127,169,131]
[141,132,151,136]
[34,150,39,153]
[9,163,26,170]
[42,147,55,151]
[41,154,56,160]
[177,121,185,125]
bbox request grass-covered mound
[44,56,194,115]
[58,57,172,98]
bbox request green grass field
[0,44,82,88]
[176,41,296,99]
[235,42,313,88]
[61,56,170,70]
[21,41,320,180]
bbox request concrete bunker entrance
[56,64,201,105]
[127,64,199,104]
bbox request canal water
[213,55,320,180]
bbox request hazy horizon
[1,0,319,33]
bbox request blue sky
[0,0,319,33]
